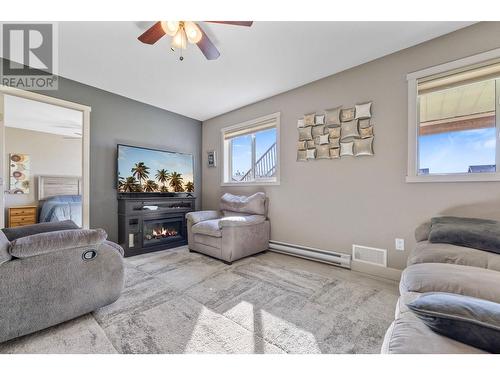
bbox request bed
[37,175,82,227]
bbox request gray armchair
[0,223,124,343]
[186,192,270,264]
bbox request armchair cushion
[191,220,222,238]
[220,192,267,216]
[219,215,266,228]
[2,219,79,242]
[10,228,107,259]
[186,210,221,224]
[0,231,11,266]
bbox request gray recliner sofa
[186,192,270,264]
[381,220,500,354]
[0,223,124,343]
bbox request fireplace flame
[151,227,178,238]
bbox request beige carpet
[0,247,399,354]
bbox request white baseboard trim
[268,240,402,282]
[269,240,351,269]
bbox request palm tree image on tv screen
[117,145,194,193]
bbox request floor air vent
[352,244,387,267]
[269,240,351,269]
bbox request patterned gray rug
[0,247,399,354]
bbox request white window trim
[406,47,500,183]
[220,112,280,186]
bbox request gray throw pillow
[407,292,500,353]
[429,216,500,254]
[2,219,79,242]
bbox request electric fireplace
[143,218,183,247]
[117,195,195,257]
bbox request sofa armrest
[186,210,221,224]
[415,221,431,242]
[218,215,266,228]
[9,229,108,259]
[103,240,125,256]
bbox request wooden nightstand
[8,205,38,228]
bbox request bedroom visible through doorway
[0,89,90,229]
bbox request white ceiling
[4,95,83,137]
[53,22,473,120]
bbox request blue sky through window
[231,128,276,178]
[418,128,496,174]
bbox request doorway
[0,86,90,229]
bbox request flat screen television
[117,144,194,193]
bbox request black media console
[117,193,195,257]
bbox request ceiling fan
[138,21,253,61]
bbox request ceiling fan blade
[138,21,166,44]
[196,24,220,60]
[205,21,253,27]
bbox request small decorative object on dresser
[8,205,37,228]
[207,150,216,167]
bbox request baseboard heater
[269,240,351,269]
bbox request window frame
[220,112,280,186]
[406,48,500,183]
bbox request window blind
[223,118,277,140]
[418,59,500,94]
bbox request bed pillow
[428,216,500,254]
[407,292,500,353]
[2,220,80,242]
[0,231,11,266]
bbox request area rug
[0,247,399,354]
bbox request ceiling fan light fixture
[161,21,180,36]
[184,21,202,44]
[171,27,187,50]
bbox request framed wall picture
[9,153,30,194]
[207,150,216,167]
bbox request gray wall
[33,76,202,242]
[202,22,500,273]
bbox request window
[221,113,279,185]
[407,50,500,182]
